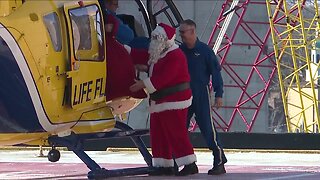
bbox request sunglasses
[151,34,166,40]
[179,29,193,34]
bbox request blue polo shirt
[180,39,223,97]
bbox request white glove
[124,44,131,54]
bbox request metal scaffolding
[207,0,277,132]
[267,0,320,132]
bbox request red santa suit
[128,23,196,168]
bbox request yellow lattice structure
[266,0,320,132]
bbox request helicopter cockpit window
[69,5,104,61]
[43,12,62,52]
[117,1,149,38]
[149,1,182,43]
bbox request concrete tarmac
[0,149,320,179]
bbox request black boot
[176,162,198,176]
[149,167,175,176]
[208,164,226,175]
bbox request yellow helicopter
[0,0,182,178]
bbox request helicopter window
[116,1,149,37]
[43,12,62,52]
[69,5,104,61]
[149,2,182,42]
[154,8,179,27]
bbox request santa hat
[158,23,176,40]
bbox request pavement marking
[257,173,317,180]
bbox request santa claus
[127,23,198,176]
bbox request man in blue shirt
[179,19,227,175]
[104,0,134,45]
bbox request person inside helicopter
[104,13,147,102]
[102,0,150,49]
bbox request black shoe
[149,167,175,176]
[176,162,198,176]
[208,164,226,175]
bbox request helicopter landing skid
[48,121,152,179]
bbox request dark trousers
[187,85,227,167]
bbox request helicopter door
[64,2,106,109]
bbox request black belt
[149,82,190,101]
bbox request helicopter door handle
[66,70,79,78]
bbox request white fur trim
[150,96,192,113]
[159,44,179,59]
[123,44,131,54]
[149,64,154,76]
[152,158,174,167]
[167,34,176,47]
[152,25,167,39]
[175,154,197,167]
[143,78,156,93]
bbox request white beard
[148,39,167,65]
